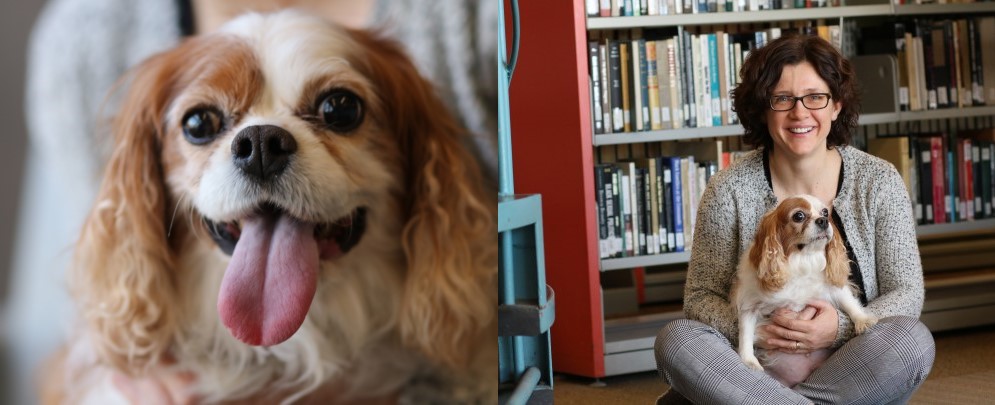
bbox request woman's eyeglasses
[769,93,831,111]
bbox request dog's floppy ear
[825,218,851,288]
[353,31,496,369]
[748,208,787,292]
[72,50,182,373]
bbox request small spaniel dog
[732,194,876,387]
[45,11,495,404]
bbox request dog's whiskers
[167,195,187,238]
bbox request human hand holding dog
[761,300,839,353]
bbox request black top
[176,0,195,37]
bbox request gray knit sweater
[685,146,925,348]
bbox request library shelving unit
[510,0,995,379]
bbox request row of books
[594,140,737,259]
[588,24,841,134]
[869,128,995,225]
[585,0,837,17]
[860,17,995,112]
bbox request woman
[654,34,934,404]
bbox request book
[654,40,674,130]
[589,40,605,134]
[595,164,611,258]
[620,40,632,132]
[663,156,685,251]
[599,42,613,133]
[609,40,624,132]
[666,38,683,129]
[917,138,934,224]
[895,23,910,111]
[707,33,721,127]
[955,138,973,220]
[646,40,663,130]
[977,17,995,105]
[930,136,946,223]
[968,18,984,106]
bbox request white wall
[1,1,54,403]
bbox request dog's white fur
[732,194,876,387]
[45,11,496,404]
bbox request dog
[44,10,496,404]
[732,194,876,387]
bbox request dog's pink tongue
[218,213,318,346]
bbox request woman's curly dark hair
[731,34,860,149]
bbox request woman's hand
[761,300,839,354]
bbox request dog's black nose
[231,125,297,181]
[815,217,828,230]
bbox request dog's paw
[741,354,764,371]
[853,313,879,334]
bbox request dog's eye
[182,108,224,145]
[792,211,806,223]
[821,208,829,217]
[318,90,364,133]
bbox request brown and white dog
[732,194,876,388]
[45,10,496,404]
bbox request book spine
[645,41,660,130]
[662,163,675,251]
[931,137,945,224]
[947,147,957,223]
[612,166,623,256]
[667,157,684,251]
[968,18,984,106]
[635,168,647,255]
[589,41,604,135]
[638,38,651,131]
[708,34,721,127]
[609,40,624,132]
[681,31,696,128]
[973,144,982,218]
[599,42,612,133]
[983,143,993,217]
[596,164,609,258]
[895,23,910,111]
[919,139,934,224]
[655,157,668,252]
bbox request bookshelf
[510,0,995,378]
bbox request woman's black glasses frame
[769,93,832,111]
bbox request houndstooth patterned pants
[655,316,935,405]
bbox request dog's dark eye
[182,108,224,145]
[318,90,364,133]
[792,211,806,223]
[821,208,829,217]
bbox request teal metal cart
[497,1,555,404]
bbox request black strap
[176,0,195,37]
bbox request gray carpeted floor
[553,323,995,404]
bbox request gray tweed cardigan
[684,146,925,348]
